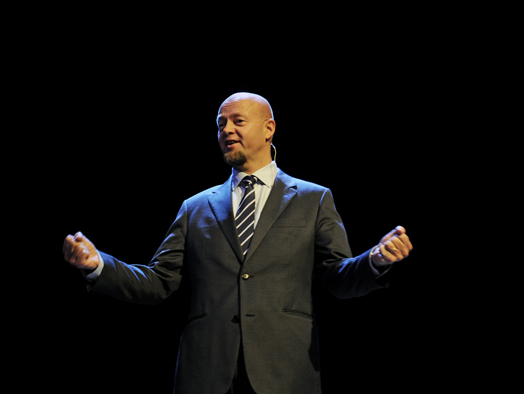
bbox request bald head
[217,92,276,174]
[219,92,274,120]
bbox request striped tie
[236,175,258,257]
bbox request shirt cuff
[368,246,391,276]
[82,251,105,282]
[368,246,380,275]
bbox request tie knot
[241,175,259,187]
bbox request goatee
[223,151,247,168]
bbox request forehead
[217,99,257,118]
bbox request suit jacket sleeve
[89,200,187,304]
[313,188,385,299]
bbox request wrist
[370,246,380,266]
[83,251,104,282]
[370,246,388,271]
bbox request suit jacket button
[241,274,250,280]
[232,315,240,323]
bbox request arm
[313,189,412,299]
[63,201,188,304]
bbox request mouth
[225,140,240,149]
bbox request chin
[223,151,247,168]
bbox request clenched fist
[63,232,100,271]
[371,226,413,267]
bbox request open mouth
[225,140,240,147]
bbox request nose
[218,122,235,141]
[222,120,235,134]
[218,123,232,141]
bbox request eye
[235,119,245,125]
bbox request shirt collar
[232,161,277,191]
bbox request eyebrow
[216,113,247,124]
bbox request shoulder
[277,169,329,194]
[183,174,234,211]
[185,182,227,206]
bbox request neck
[234,156,272,175]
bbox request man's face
[217,99,269,171]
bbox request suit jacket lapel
[208,177,244,263]
[244,170,297,264]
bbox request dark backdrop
[26,30,453,393]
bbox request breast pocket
[272,219,307,227]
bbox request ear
[264,118,276,142]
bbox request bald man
[218,93,275,172]
[64,93,413,394]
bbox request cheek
[218,131,228,143]
[243,129,265,147]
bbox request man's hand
[63,232,100,271]
[371,225,413,267]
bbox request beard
[223,150,247,168]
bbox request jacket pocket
[282,309,313,320]
[186,313,207,325]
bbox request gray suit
[91,169,386,393]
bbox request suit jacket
[91,169,386,394]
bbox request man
[63,92,413,393]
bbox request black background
[15,10,462,393]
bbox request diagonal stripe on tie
[236,198,255,220]
[236,210,255,230]
[235,175,258,257]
